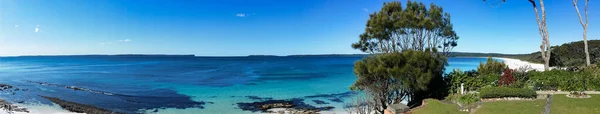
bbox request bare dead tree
[529,0,551,70]
[573,0,591,66]
[483,0,552,70]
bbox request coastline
[12,103,82,114]
[494,57,546,71]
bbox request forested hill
[287,39,600,67]
[448,52,525,57]
[502,40,600,66]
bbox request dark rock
[304,91,356,99]
[304,91,355,103]
[0,84,21,92]
[237,98,334,113]
[0,84,13,90]
[41,96,124,114]
[312,100,329,104]
[0,99,29,113]
[329,98,343,103]
[246,96,273,101]
[27,81,117,96]
[237,100,295,112]
[207,102,214,104]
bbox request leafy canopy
[351,0,458,55]
[477,57,507,75]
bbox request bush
[445,93,480,105]
[478,57,507,75]
[528,68,600,91]
[529,70,571,91]
[479,87,536,98]
[498,69,516,86]
[458,93,480,105]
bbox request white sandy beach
[11,103,82,114]
[494,57,547,71]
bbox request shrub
[498,69,516,86]
[511,67,532,88]
[529,70,570,91]
[445,93,480,105]
[457,93,480,105]
[479,87,536,98]
[477,57,507,75]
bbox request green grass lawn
[475,100,546,114]
[550,94,600,114]
[412,99,467,114]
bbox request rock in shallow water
[41,96,125,114]
[237,98,334,113]
[0,99,29,113]
[312,100,329,104]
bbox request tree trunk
[573,0,591,66]
[530,0,551,70]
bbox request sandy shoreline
[494,57,546,71]
[8,102,81,114]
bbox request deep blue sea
[0,56,493,114]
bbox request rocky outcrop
[237,99,334,113]
[41,96,124,114]
[26,81,116,96]
[275,107,334,114]
[0,99,29,113]
[237,100,295,112]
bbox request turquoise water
[0,56,492,114]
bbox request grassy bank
[476,100,545,114]
[550,95,600,114]
[411,99,466,114]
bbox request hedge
[480,87,536,98]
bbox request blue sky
[0,0,599,56]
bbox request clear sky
[0,0,599,56]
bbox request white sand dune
[495,57,547,71]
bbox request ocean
[0,56,494,114]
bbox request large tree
[573,0,591,66]
[351,1,458,55]
[350,1,457,113]
[483,0,552,70]
[352,50,446,114]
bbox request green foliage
[527,68,600,91]
[446,69,498,92]
[352,0,458,54]
[446,69,467,94]
[477,57,507,75]
[479,87,536,98]
[509,68,532,88]
[351,50,446,112]
[351,1,459,111]
[444,93,480,105]
[457,93,480,105]
[506,40,600,67]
